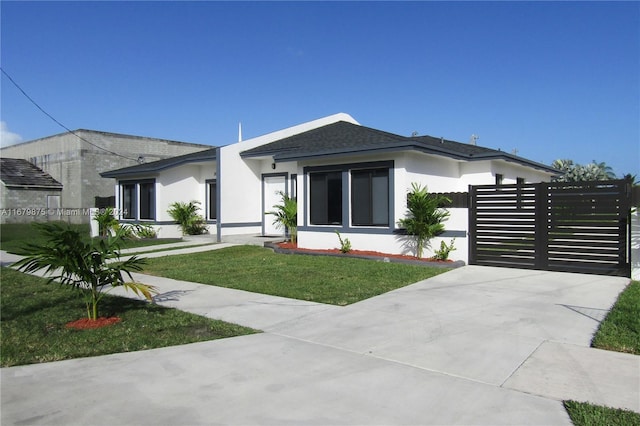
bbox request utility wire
[1,67,140,162]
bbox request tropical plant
[266,191,297,243]
[398,183,451,258]
[13,222,156,320]
[93,207,119,238]
[167,201,207,235]
[335,230,352,253]
[552,159,617,182]
[433,238,456,261]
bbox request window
[495,174,504,185]
[351,169,389,226]
[120,180,155,220]
[310,171,342,225]
[139,181,155,220]
[207,180,217,220]
[122,183,136,219]
[516,177,525,185]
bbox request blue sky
[1,1,638,177]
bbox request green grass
[0,222,181,254]
[142,245,449,305]
[0,267,258,367]
[591,281,640,355]
[564,401,640,426]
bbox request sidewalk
[1,241,638,425]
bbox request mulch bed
[65,317,121,330]
[266,242,464,268]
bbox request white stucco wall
[297,150,555,263]
[218,113,359,237]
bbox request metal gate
[469,180,632,277]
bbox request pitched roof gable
[240,121,557,173]
[0,158,63,189]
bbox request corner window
[120,180,155,220]
[310,171,342,225]
[351,169,389,226]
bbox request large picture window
[120,180,155,220]
[309,171,342,225]
[351,169,389,226]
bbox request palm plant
[397,183,451,258]
[267,191,297,243]
[167,201,207,235]
[14,222,156,320]
[93,207,119,237]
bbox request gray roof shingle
[240,121,556,173]
[0,158,63,189]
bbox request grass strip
[591,281,640,355]
[142,245,449,305]
[564,400,640,426]
[0,267,258,367]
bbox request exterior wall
[217,113,358,238]
[0,185,63,224]
[297,151,555,263]
[1,130,210,223]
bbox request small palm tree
[267,191,297,243]
[167,201,207,235]
[14,223,156,320]
[398,183,451,258]
[93,207,119,237]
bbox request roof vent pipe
[440,137,444,143]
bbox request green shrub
[398,183,451,258]
[167,201,208,235]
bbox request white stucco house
[101,113,558,262]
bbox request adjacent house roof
[101,148,217,178]
[240,121,558,173]
[0,158,63,189]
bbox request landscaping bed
[265,241,465,269]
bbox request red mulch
[276,242,452,263]
[65,317,121,330]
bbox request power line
[1,67,139,162]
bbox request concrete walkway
[1,241,638,425]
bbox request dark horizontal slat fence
[469,180,631,277]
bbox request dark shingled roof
[240,121,557,173]
[0,158,63,189]
[101,148,217,178]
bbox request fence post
[534,182,549,270]
[468,185,477,265]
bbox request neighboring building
[101,113,559,262]
[0,130,211,223]
[0,158,63,224]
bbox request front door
[263,175,287,236]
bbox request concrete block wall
[0,130,211,223]
[0,186,63,224]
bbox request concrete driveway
[2,265,637,425]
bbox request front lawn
[0,267,258,367]
[591,280,640,355]
[564,400,640,426]
[142,245,449,305]
[0,222,181,254]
